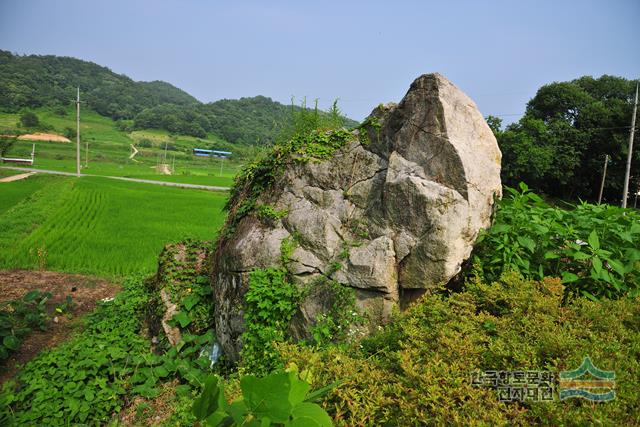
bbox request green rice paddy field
[0,174,228,277]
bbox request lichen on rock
[212,73,502,361]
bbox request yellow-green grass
[0,174,228,277]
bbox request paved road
[0,166,230,192]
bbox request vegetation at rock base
[473,183,640,299]
[240,268,301,375]
[150,241,215,336]
[277,274,640,426]
[488,74,640,203]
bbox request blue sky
[1,0,638,122]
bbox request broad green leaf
[226,399,249,424]
[517,236,536,253]
[289,402,333,427]
[193,375,223,420]
[588,230,600,251]
[607,259,626,276]
[241,373,293,423]
[544,251,559,259]
[183,294,201,311]
[571,251,591,261]
[288,372,311,407]
[172,311,192,328]
[561,272,579,283]
[591,256,602,276]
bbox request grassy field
[0,107,255,187]
[0,174,228,277]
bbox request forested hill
[0,50,198,119]
[0,50,357,144]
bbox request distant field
[0,107,254,187]
[0,174,228,277]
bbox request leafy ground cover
[0,175,227,277]
[473,183,640,299]
[0,270,119,382]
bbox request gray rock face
[212,73,502,360]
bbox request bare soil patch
[17,133,71,143]
[0,172,35,183]
[0,269,120,383]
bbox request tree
[19,111,39,128]
[496,75,639,203]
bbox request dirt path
[0,166,230,191]
[0,270,120,383]
[0,172,35,183]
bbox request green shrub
[473,183,640,299]
[278,273,640,425]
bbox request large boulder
[212,73,502,360]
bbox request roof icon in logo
[559,356,616,402]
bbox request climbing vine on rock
[240,268,301,375]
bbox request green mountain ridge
[0,50,357,145]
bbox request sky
[0,0,638,123]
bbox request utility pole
[622,83,638,208]
[598,154,609,204]
[76,87,81,177]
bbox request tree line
[489,75,639,204]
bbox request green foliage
[473,183,640,299]
[0,50,197,120]
[0,136,15,156]
[0,276,219,426]
[0,276,151,424]
[357,115,381,146]
[307,280,361,347]
[220,127,353,240]
[241,268,301,375]
[19,111,39,128]
[493,75,640,202]
[0,290,51,361]
[153,240,214,334]
[279,274,640,425]
[256,204,289,222]
[62,126,76,139]
[280,235,298,265]
[193,370,333,426]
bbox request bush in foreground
[278,273,640,425]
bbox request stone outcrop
[212,73,502,360]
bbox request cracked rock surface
[212,73,502,360]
